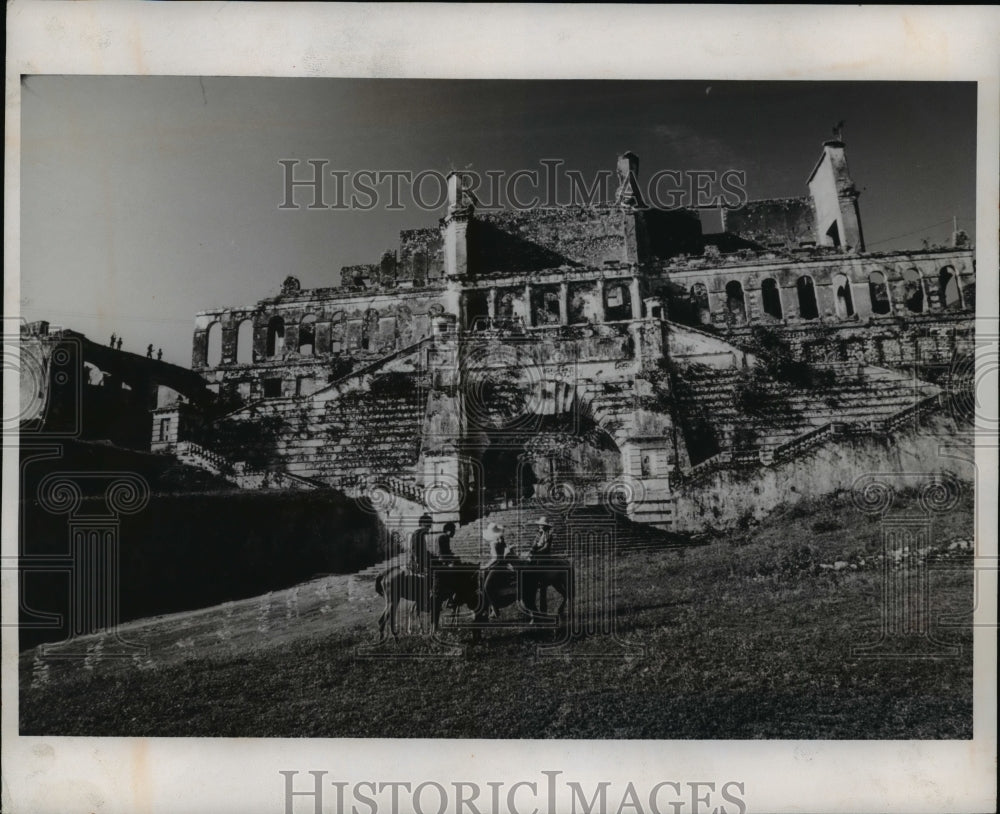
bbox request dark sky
[20,77,976,364]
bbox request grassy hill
[19,487,974,739]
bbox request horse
[374,561,479,642]
[373,556,573,642]
[478,554,573,628]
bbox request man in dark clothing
[435,521,458,564]
[408,514,433,575]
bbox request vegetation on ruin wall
[202,413,289,472]
[641,360,720,463]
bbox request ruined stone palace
[151,140,975,532]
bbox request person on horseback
[528,516,554,561]
[481,522,513,619]
[408,513,434,575]
[432,521,459,609]
[435,521,458,564]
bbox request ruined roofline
[805,139,846,186]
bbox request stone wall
[399,228,445,283]
[472,208,631,271]
[672,413,972,531]
[657,248,974,335]
[721,197,816,248]
[193,287,447,403]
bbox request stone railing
[174,441,228,474]
[174,441,319,491]
[338,474,424,504]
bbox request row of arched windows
[205,315,322,367]
[708,266,964,325]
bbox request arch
[298,314,317,355]
[868,271,891,315]
[327,311,345,354]
[939,266,963,310]
[362,309,379,350]
[206,321,223,367]
[796,276,819,320]
[478,380,623,507]
[725,280,746,324]
[832,273,854,318]
[690,282,711,325]
[760,278,783,319]
[236,318,254,364]
[266,316,285,358]
[902,268,924,314]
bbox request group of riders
[404,513,555,619]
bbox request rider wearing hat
[528,516,554,562]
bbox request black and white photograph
[3,5,997,814]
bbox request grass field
[19,489,974,739]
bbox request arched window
[691,283,711,325]
[832,273,854,318]
[266,316,285,358]
[298,314,317,355]
[902,269,924,314]
[725,280,746,324]
[868,271,891,315]
[796,276,818,320]
[236,318,254,364]
[761,278,783,319]
[939,266,963,310]
[206,322,223,367]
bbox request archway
[691,283,711,325]
[725,280,746,324]
[298,314,317,355]
[832,273,854,318]
[206,322,223,367]
[796,276,818,320]
[266,316,285,358]
[236,318,254,364]
[902,269,924,314]
[868,271,891,315]
[939,266,963,310]
[761,278,783,319]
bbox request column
[559,281,569,325]
[487,287,497,320]
[629,276,642,319]
[594,280,606,323]
[524,282,533,327]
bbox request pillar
[524,282,533,327]
[559,281,569,325]
[595,280,606,323]
[629,276,642,319]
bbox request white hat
[530,517,552,528]
[482,522,505,543]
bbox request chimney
[442,171,473,279]
[807,140,865,253]
[616,152,644,208]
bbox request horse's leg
[389,596,400,643]
[378,599,389,642]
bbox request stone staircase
[173,441,321,490]
[671,360,941,481]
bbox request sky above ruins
[19,78,976,365]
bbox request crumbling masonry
[155,140,976,533]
